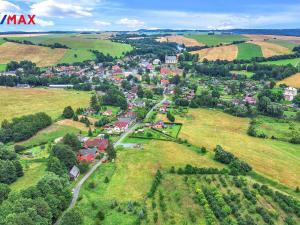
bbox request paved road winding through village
[55,95,167,224]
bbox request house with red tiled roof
[113,121,129,133]
[160,79,170,86]
[84,138,109,152]
[77,147,98,162]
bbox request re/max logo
[0,15,36,25]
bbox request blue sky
[1,0,300,31]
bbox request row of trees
[3,38,70,49]
[0,112,52,143]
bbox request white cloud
[117,18,145,28]
[36,19,55,27]
[30,0,92,18]
[94,20,111,26]
[0,1,20,12]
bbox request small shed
[69,165,80,180]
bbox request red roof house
[84,138,109,152]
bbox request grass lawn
[0,87,91,122]
[0,64,6,71]
[260,58,300,67]
[161,108,300,189]
[253,116,300,142]
[18,124,80,148]
[231,70,254,78]
[236,43,263,60]
[77,141,222,224]
[10,158,47,191]
[186,34,247,46]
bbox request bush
[14,145,26,153]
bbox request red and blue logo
[0,15,36,25]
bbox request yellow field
[192,45,238,61]
[250,41,291,57]
[106,141,222,201]
[245,34,300,42]
[277,73,300,88]
[159,109,299,188]
[0,87,91,122]
[157,35,204,47]
[0,42,66,67]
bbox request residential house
[113,121,129,133]
[77,147,98,162]
[160,79,170,86]
[69,165,80,180]
[165,56,178,64]
[84,138,109,152]
[243,96,257,105]
[284,87,298,101]
[153,59,161,65]
[103,109,113,116]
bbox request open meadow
[158,108,300,189]
[0,87,91,122]
[260,58,300,67]
[236,43,263,60]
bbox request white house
[284,87,297,101]
[165,56,177,64]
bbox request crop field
[186,34,247,46]
[0,42,66,67]
[267,39,298,50]
[236,43,263,60]
[245,34,300,42]
[158,108,300,188]
[157,35,204,46]
[77,141,222,224]
[8,35,133,64]
[0,87,91,122]
[250,41,291,57]
[277,73,300,88]
[192,45,238,61]
[261,58,300,67]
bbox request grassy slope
[0,87,91,122]
[186,34,247,46]
[166,108,300,188]
[260,58,300,67]
[77,141,222,224]
[236,43,263,60]
[6,35,133,64]
[267,39,298,50]
[0,64,6,71]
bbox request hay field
[277,73,300,88]
[0,87,91,122]
[251,41,291,57]
[165,109,299,188]
[0,42,66,66]
[157,35,204,46]
[192,45,238,61]
[244,34,300,42]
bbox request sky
[1,0,300,31]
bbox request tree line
[3,38,70,49]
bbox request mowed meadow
[173,109,300,189]
[0,87,91,122]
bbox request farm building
[77,147,98,162]
[284,87,297,101]
[69,165,80,180]
[84,138,109,152]
[165,56,178,64]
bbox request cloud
[30,0,92,18]
[117,18,145,28]
[36,19,55,27]
[0,1,21,12]
[94,20,111,26]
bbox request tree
[167,111,175,122]
[106,142,116,160]
[47,156,67,177]
[137,85,144,98]
[59,207,83,225]
[293,93,300,106]
[52,144,77,170]
[296,111,300,122]
[90,95,100,112]
[88,127,93,137]
[63,106,75,119]
[0,183,10,203]
[0,159,17,184]
[62,133,81,152]
[13,160,24,177]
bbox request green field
[8,35,133,64]
[0,87,91,122]
[231,70,254,77]
[77,141,222,224]
[267,39,298,50]
[0,64,6,71]
[261,58,300,67]
[236,43,263,60]
[0,39,6,45]
[186,34,247,46]
[159,108,300,189]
